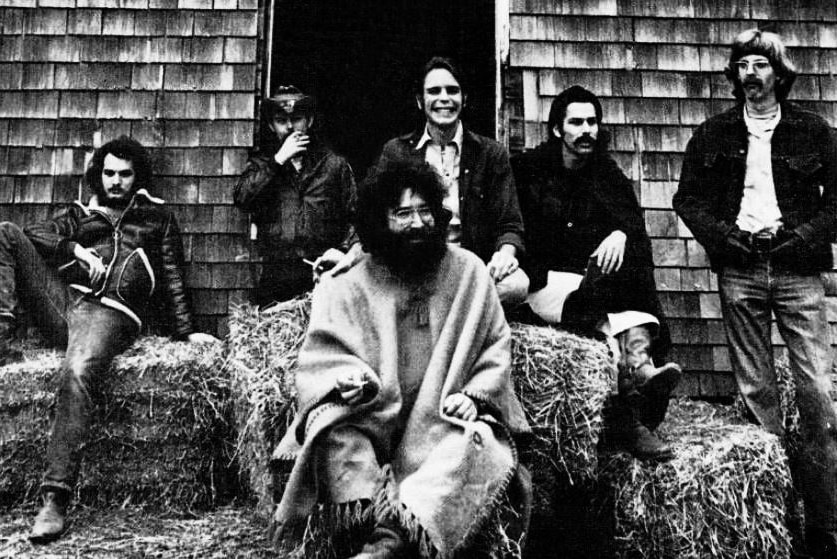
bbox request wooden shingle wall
[0,1,262,337]
[506,0,837,397]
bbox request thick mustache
[743,79,761,87]
[575,135,595,144]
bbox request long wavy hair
[724,29,797,102]
[356,161,450,257]
[85,135,152,199]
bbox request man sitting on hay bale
[0,136,218,543]
[270,162,532,558]
[512,86,681,462]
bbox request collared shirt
[737,105,783,234]
[416,122,463,244]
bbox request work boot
[617,325,681,431]
[29,489,70,544]
[349,523,407,559]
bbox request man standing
[513,86,681,462]
[674,29,837,558]
[234,86,357,308]
[271,162,531,558]
[370,57,529,307]
[0,136,218,543]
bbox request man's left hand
[187,333,220,344]
[591,230,627,274]
[443,393,477,421]
[486,245,519,282]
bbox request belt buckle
[751,232,773,253]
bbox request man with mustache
[368,57,529,308]
[0,136,218,542]
[234,86,357,308]
[512,85,681,462]
[270,162,531,558]
[674,29,837,559]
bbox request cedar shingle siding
[0,1,261,337]
[506,0,837,396]
[1,1,836,396]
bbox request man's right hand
[73,244,106,286]
[274,131,310,165]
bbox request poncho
[271,246,530,557]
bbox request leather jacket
[233,140,357,261]
[674,102,837,273]
[370,128,525,263]
[24,189,194,339]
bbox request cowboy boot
[29,489,70,544]
[349,522,407,559]
[618,325,681,431]
[613,376,675,462]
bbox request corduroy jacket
[674,102,837,273]
[370,128,525,263]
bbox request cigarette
[302,258,317,268]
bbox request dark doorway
[268,0,496,177]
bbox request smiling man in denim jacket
[0,136,217,543]
[674,29,837,559]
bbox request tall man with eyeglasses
[0,136,218,543]
[674,29,837,558]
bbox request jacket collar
[77,188,165,216]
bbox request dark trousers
[719,258,837,533]
[0,222,137,493]
[255,257,314,309]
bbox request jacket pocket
[115,248,155,303]
[786,154,822,176]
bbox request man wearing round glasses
[675,29,837,559]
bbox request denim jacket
[674,102,837,273]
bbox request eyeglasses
[102,169,135,178]
[389,206,434,225]
[733,59,771,73]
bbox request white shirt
[736,105,783,234]
[416,122,463,244]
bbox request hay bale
[227,300,613,522]
[510,323,613,485]
[0,337,239,510]
[227,298,310,518]
[600,398,793,559]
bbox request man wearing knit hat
[234,86,357,308]
[513,85,681,462]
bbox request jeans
[0,222,138,493]
[719,257,837,532]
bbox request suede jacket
[233,140,357,261]
[24,189,194,339]
[674,102,837,273]
[370,128,525,263]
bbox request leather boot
[612,392,676,462]
[349,523,407,559]
[617,325,681,431]
[29,489,70,543]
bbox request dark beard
[377,226,447,279]
[95,186,133,209]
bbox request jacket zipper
[93,193,139,297]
